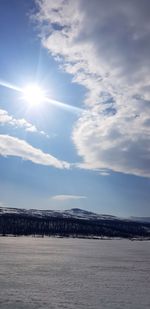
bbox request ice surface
[0,237,150,309]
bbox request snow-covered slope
[0,206,149,223]
[63,208,119,220]
[0,206,119,221]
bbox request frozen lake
[0,237,150,309]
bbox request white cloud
[51,195,86,201]
[35,0,150,177]
[0,134,70,169]
[0,108,49,137]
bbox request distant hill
[130,216,150,223]
[0,206,119,220]
[0,206,150,239]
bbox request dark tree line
[0,213,150,238]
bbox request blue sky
[0,0,150,217]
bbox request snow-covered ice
[0,237,150,309]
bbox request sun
[22,84,46,106]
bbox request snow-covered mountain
[1,206,150,239]
[0,206,120,221]
[0,206,148,223]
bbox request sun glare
[22,84,46,106]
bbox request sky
[0,0,150,217]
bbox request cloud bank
[0,134,70,169]
[35,0,150,177]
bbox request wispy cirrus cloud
[35,0,150,178]
[0,134,70,169]
[0,108,49,137]
[51,195,87,201]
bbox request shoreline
[0,234,150,241]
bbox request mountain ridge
[0,206,149,223]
